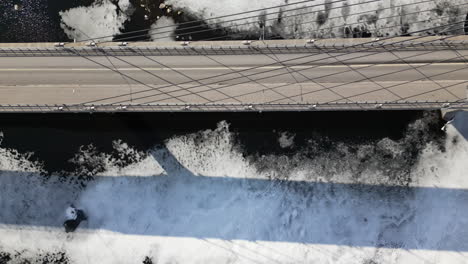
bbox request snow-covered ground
[59,0,468,41]
[1,112,468,263]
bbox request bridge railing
[1,38,468,57]
[0,101,466,113]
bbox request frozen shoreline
[1,111,467,263]
[59,0,468,42]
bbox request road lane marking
[0,63,465,72]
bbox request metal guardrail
[0,102,466,113]
[1,40,467,57]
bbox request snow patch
[118,0,133,14]
[59,0,134,41]
[278,131,295,148]
[149,17,177,41]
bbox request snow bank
[59,0,134,41]
[1,113,468,263]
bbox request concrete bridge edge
[441,86,468,121]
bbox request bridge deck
[0,38,467,112]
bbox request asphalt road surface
[0,52,467,106]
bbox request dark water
[1,0,69,42]
[0,111,444,173]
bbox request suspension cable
[185,0,464,42]
[116,0,378,42]
[68,0,324,44]
[127,19,468,105]
[79,10,466,105]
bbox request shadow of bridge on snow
[0,144,467,252]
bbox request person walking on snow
[64,204,87,233]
